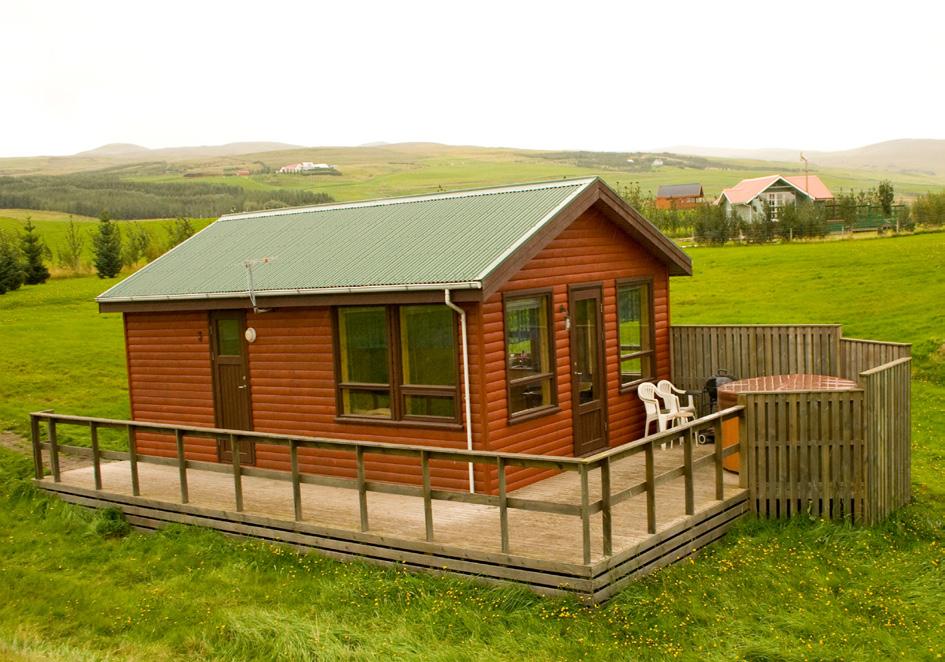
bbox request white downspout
[444,289,475,493]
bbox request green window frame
[616,278,655,390]
[504,290,557,420]
[334,304,459,424]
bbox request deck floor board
[42,442,742,565]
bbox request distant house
[651,159,664,168]
[717,174,833,222]
[655,183,704,210]
[278,162,335,174]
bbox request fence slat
[498,456,509,554]
[175,429,188,504]
[290,439,302,521]
[230,434,243,512]
[90,422,102,491]
[421,450,433,542]
[127,424,139,496]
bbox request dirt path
[0,431,97,473]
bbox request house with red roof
[717,174,833,222]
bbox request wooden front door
[570,285,608,455]
[210,311,255,464]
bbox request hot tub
[717,374,860,473]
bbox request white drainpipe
[444,289,475,493]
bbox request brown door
[570,285,608,455]
[210,311,255,464]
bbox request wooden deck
[37,442,746,602]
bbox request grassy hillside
[3,143,943,213]
[0,235,943,660]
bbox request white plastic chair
[638,382,681,436]
[656,380,697,422]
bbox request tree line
[0,174,333,219]
[0,215,202,294]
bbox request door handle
[238,385,248,390]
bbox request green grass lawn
[0,234,943,660]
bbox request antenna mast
[800,152,809,195]
[244,257,273,313]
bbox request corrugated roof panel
[98,179,595,301]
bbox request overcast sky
[2,0,942,157]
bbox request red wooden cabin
[98,178,691,493]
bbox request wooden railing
[29,407,744,566]
[670,325,842,391]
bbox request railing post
[421,450,433,542]
[29,414,43,480]
[290,439,301,521]
[497,456,509,554]
[645,443,656,534]
[175,429,188,504]
[713,418,724,501]
[230,434,243,512]
[48,420,60,483]
[126,424,139,496]
[580,464,591,564]
[684,428,695,515]
[356,446,368,532]
[600,458,612,557]
[90,422,102,491]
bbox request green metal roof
[97,178,596,303]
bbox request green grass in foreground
[0,234,944,660]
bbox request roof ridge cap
[218,178,597,222]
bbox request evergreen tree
[92,211,123,278]
[0,231,25,294]
[876,180,895,217]
[20,217,50,284]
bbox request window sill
[334,416,464,432]
[619,378,655,395]
[507,405,560,426]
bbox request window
[504,292,556,418]
[335,305,458,423]
[616,279,655,389]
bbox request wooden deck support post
[579,464,591,564]
[29,414,43,480]
[126,424,139,496]
[645,443,656,534]
[230,434,243,512]
[600,457,613,557]
[356,446,368,532]
[684,428,695,515]
[421,450,433,542]
[48,420,60,482]
[713,418,724,501]
[290,439,301,521]
[497,456,509,554]
[175,429,188,504]
[90,422,102,491]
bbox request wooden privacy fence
[737,356,911,525]
[29,407,743,566]
[839,337,912,382]
[670,325,841,391]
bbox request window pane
[617,283,653,386]
[573,297,598,405]
[400,305,456,386]
[338,307,389,385]
[505,295,551,381]
[510,379,552,413]
[405,394,455,419]
[620,356,643,383]
[341,388,391,418]
[217,319,241,356]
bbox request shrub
[56,217,86,273]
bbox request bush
[693,204,738,245]
[911,191,945,228]
[165,217,195,251]
[56,218,86,273]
